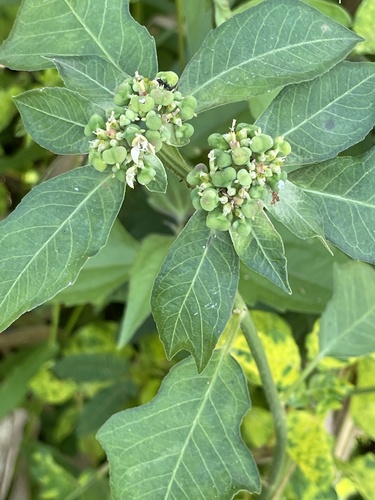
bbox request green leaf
[179,0,361,113]
[301,0,351,27]
[118,234,173,348]
[0,0,157,75]
[182,0,213,58]
[144,154,168,193]
[0,342,57,421]
[256,61,375,167]
[77,382,136,436]
[151,210,239,372]
[339,453,375,500]
[239,221,349,314]
[350,358,375,441]
[53,354,129,383]
[50,56,129,108]
[319,262,375,358]
[231,211,291,294]
[51,221,139,307]
[14,88,102,154]
[266,180,325,240]
[97,351,261,499]
[353,0,375,55]
[289,148,375,263]
[0,166,125,334]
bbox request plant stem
[50,303,60,346]
[175,0,186,73]
[234,292,287,500]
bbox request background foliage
[0,0,374,499]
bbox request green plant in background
[0,0,374,499]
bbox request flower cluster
[187,121,291,235]
[85,71,197,187]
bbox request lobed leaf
[97,351,261,499]
[0,166,125,334]
[50,55,129,108]
[231,211,291,294]
[319,262,375,358]
[179,0,361,113]
[0,0,157,76]
[151,211,239,372]
[14,88,103,154]
[257,61,375,167]
[289,148,375,263]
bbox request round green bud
[161,90,175,107]
[200,188,219,212]
[145,110,163,130]
[149,88,165,106]
[237,169,252,187]
[231,147,251,166]
[89,151,107,172]
[241,199,260,219]
[250,134,274,153]
[102,146,127,165]
[206,208,232,232]
[216,151,233,169]
[156,71,179,89]
[179,95,197,121]
[113,82,132,106]
[137,166,157,186]
[85,114,106,136]
[278,140,292,156]
[232,218,252,237]
[211,167,237,188]
[176,123,194,140]
[138,95,155,115]
[207,133,229,150]
[191,188,202,211]
[249,185,267,200]
[186,163,208,186]
[124,124,141,145]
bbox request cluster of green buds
[187,121,291,235]
[85,71,197,187]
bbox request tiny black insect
[156,78,176,91]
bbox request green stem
[234,292,287,500]
[175,0,186,73]
[49,303,60,346]
[158,144,192,179]
[61,304,85,344]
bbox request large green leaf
[266,180,325,240]
[231,211,291,294]
[51,221,139,306]
[14,88,102,154]
[118,234,173,348]
[239,220,349,314]
[319,262,375,358]
[257,62,375,167]
[97,351,261,499]
[0,166,125,334]
[0,0,157,75]
[178,0,361,113]
[151,211,239,372]
[50,56,128,108]
[289,148,375,263]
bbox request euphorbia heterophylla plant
[0,0,374,498]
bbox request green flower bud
[137,166,157,186]
[211,167,237,188]
[237,169,252,187]
[207,133,229,150]
[200,188,219,212]
[241,199,260,219]
[206,208,232,231]
[231,147,251,166]
[216,151,233,169]
[156,71,179,89]
[102,146,127,165]
[249,185,267,200]
[191,188,202,211]
[251,134,274,153]
[145,110,163,130]
[186,163,208,186]
[89,151,107,172]
[232,218,252,237]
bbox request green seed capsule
[145,110,163,131]
[206,208,232,231]
[89,151,107,172]
[216,151,233,169]
[249,185,267,200]
[278,140,292,156]
[149,88,165,106]
[176,123,194,140]
[113,82,132,106]
[186,163,208,186]
[102,146,127,165]
[138,95,155,115]
[236,123,261,137]
[179,95,197,120]
[241,199,260,219]
[211,167,237,188]
[137,166,157,185]
[207,133,229,151]
[124,124,141,146]
[191,188,202,211]
[156,71,179,89]
[200,188,219,212]
[250,134,274,153]
[231,147,251,166]
[232,218,252,237]
[237,169,252,187]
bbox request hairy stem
[234,292,287,500]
